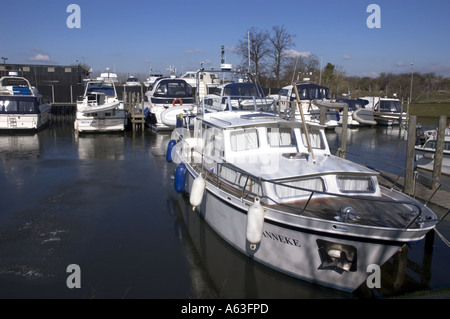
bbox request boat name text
[263,231,301,248]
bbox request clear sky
[1,0,449,77]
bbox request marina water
[0,118,449,299]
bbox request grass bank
[408,102,450,118]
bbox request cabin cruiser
[74,79,127,133]
[125,76,141,87]
[182,70,220,100]
[144,78,195,131]
[360,97,408,126]
[0,75,51,130]
[201,81,276,113]
[166,107,440,292]
[270,82,342,129]
[336,98,377,127]
[415,127,450,176]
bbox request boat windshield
[86,84,115,97]
[379,100,402,113]
[154,80,193,97]
[0,96,38,113]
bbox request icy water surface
[0,119,449,299]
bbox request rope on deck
[435,229,450,248]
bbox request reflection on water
[0,119,448,299]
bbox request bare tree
[236,27,270,77]
[269,25,295,87]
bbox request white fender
[246,197,265,250]
[190,173,205,210]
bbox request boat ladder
[8,115,17,128]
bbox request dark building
[0,63,90,87]
[0,63,90,103]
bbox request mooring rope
[435,228,450,248]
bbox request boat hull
[0,108,51,130]
[182,167,404,292]
[74,109,127,132]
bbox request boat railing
[199,159,429,230]
[200,95,277,114]
[330,146,450,215]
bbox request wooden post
[338,103,348,158]
[320,105,326,126]
[404,115,416,195]
[432,115,447,190]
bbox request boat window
[19,101,36,112]
[204,127,223,158]
[230,129,259,151]
[277,88,290,97]
[274,178,324,198]
[445,142,450,151]
[379,100,402,113]
[87,85,115,97]
[238,175,262,196]
[219,166,238,184]
[267,127,296,147]
[300,128,325,150]
[156,82,193,97]
[0,100,17,112]
[337,176,375,193]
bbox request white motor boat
[166,108,440,292]
[181,70,220,100]
[336,98,377,127]
[360,97,408,126]
[270,82,341,129]
[144,78,195,131]
[125,76,141,87]
[74,80,127,133]
[0,75,51,130]
[201,81,276,113]
[415,128,450,176]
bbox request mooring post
[338,103,348,158]
[432,115,447,190]
[404,115,416,195]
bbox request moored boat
[144,77,195,131]
[74,79,127,133]
[270,82,341,129]
[166,108,440,292]
[0,75,51,130]
[415,128,450,177]
[360,97,408,126]
[336,98,377,127]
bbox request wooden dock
[124,91,145,131]
[376,169,450,210]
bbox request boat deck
[193,163,427,230]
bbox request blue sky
[1,0,450,77]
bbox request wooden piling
[338,103,348,158]
[432,115,447,190]
[404,115,416,195]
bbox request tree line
[234,26,450,103]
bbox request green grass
[408,103,450,118]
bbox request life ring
[172,98,183,106]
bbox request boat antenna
[247,30,251,74]
[293,81,315,163]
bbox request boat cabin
[185,111,381,206]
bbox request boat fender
[166,139,177,163]
[246,197,265,250]
[336,111,340,121]
[190,173,205,210]
[174,163,187,193]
